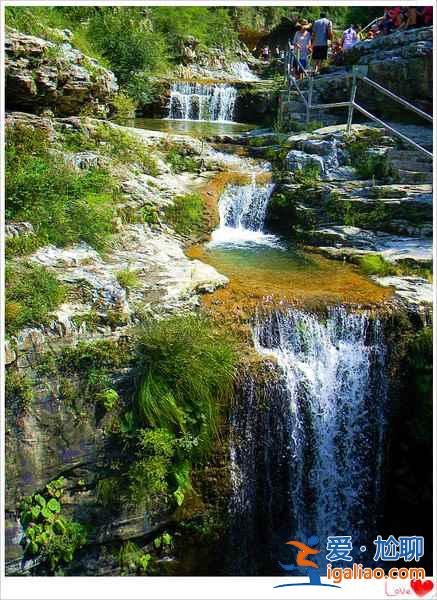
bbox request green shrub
[164,193,204,237]
[293,163,321,187]
[127,428,176,507]
[5,234,41,258]
[5,370,34,413]
[135,315,237,456]
[347,136,395,180]
[59,339,131,374]
[357,254,395,277]
[109,91,138,120]
[19,477,87,573]
[5,263,66,335]
[118,542,152,575]
[165,147,198,174]
[96,388,119,411]
[116,269,140,290]
[6,123,117,251]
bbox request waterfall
[209,179,279,246]
[229,307,388,573]
[229,62,259,81]
[167,82,237,122]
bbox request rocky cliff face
[345,26,433,113]
[5,28,118,116]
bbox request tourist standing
[292,19,312,79]
[311,12,332,74]
[341,24,358,51]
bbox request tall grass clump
[135,315,237,458]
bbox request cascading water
[209,178,279,246]
[229,62,259,81]
[167,82,237,122]
[229,306,389,573]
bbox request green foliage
[165,147,198,174]
[127,428,176,508]
[87,8,170,96]
[19,477,87,573]
[5,370,34,414]
[109,91,138,120]
[59,339,131,374]
[5,234,41,258]
[135,315,237,457]
[96,388,119,412]
[153,531,173,550]
[346,136,395,181]
[118,542,152,575]
[93,125,159,175]
[357,254,394,277]
[6,123,116,251]
[5,263,66,335]
[164,193,204,237]
[116,269,140,290]
[293,163,321,187]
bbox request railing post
[347,73,358,134]
[306,77,314,123]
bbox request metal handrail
[283,66,433,159]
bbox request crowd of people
[262,7,433,79]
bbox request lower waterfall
[210,179,278,246]
[229,306,389,574]
[167,82,237,122]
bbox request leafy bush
[109,91,138,120]
[5,370,34,413]
[6,123,117,251]
[127,428,176,507]
[357,254,394,277]
[19,477,87,573]
[164,193,204,237]
[293,163,321,187]
[87,8,170,86]
[118,542,152,575]
[116,269,140,290]
[5,263,66,335]
[165,147,198,174]
[347,137,395,181]
[96,388,119,411]
[135,315,237,457]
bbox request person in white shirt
[342,25,358,51]
[292,19,312,79]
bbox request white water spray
[167,82,237,122]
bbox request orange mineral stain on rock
[188,243,393,319]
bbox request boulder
[5,28,118,115]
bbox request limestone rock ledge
[5,28,118,115]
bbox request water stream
[167,82,237,122]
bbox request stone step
[386,149,432,163]
[389,159,433,173]
[398,170,433,184]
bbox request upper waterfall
[167,82,237,122]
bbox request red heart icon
[410,579,434,597]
